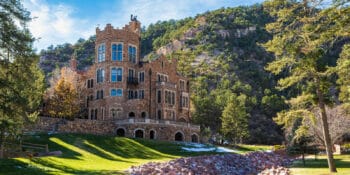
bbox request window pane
[117,68,122,81]
[111,68,117,82]
[116,89,122,96]
[111,89,117,96]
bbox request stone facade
[39,17,200,142]
[32,117,200,142]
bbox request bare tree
[307,105,350,146]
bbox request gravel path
[128,152,292,175]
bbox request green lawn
[232,144,272,154]
[0,133,217,175]
[290,154,350,175]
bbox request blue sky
[23,0,265,51]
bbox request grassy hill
[0,133,219,175]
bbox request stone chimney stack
[129,14,141,36]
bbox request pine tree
[0,0,45,158]
[262,0,349,172]
[221,93,249,144]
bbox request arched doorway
[175,132,184,141]
[191,134,198,143]
[150,130,155,139]
[135,129,144,138]
[129,112,135,118]
[116,128,125,137]
[141,112,146,118]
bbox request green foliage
[273,144,286,151]
[263,0,350,171]
[47,78,79,119]
[221,93,249,143]
[39,36,95,79]
[0,0,45,158]
[337,44,350,103]
[343,143,350,150]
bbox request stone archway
[129,112,135,118]
[175,132,184,141]
[178,117,187,123]
[116,128,125,137]
[150,130,156,139]
[135,129,144,138]
[191,134,198,143]
[141,112,147,118]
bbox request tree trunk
[316,87,337,172]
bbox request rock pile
[128,152,292,175]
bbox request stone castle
[39,17,200,142]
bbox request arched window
[98,43,105,62]
[141,112,146,118]
[112,43,123,61]
[116,128,125,137]
[97,68,105,83]
[191,134,198,143]
[129,112,135,118]
[175,132,184,141]
[150,130,156,139]
[135,129,144,138]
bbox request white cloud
[23,0,264,51]
[23,0,93,51]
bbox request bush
[343,143,350,153]
[273,145,286,151]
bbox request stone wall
[32,117,200,142]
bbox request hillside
[39,4,285,144]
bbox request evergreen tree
[263,0,349,172]
[0,0,45,158]
[221,93,249,144]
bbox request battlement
[95,15,141,36]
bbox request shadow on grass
[23,133,83,160]
[0,158,51,175]
[292,156,350,169]
[6,133,220,175]
[85,136,177,159]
